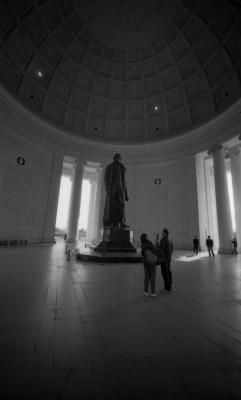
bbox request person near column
[206,235,215,256]
[140,233,157,297]
[232,237,238,255]
[193,235,199,255]
[159,228,173,293]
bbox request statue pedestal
[94,227,136,253]
[76,225,142,263]
[76,227,141,263]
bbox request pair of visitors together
[140,228,173,296]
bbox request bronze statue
[103,153,129,227]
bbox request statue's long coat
[103,160,128,225]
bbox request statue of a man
[103,153,129,227]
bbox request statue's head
[113,153,121,162]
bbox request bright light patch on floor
[78,179,91,230]
[227,171,236,233]
[174,252,213,262]
[56,176,72,230]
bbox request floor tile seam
[69,306,169,321]
[83,319,114,370]
[55,368,72,400]
[53,365,234,375]
[33,319,55,353]
[201,335,241,360]
[186,321,241,352]
[57,363,241,375]
[209,317,241,341]
[176,370,195,400]
[157,307,236,356]
[76,314,96,371]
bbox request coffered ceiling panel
[0,0,241,143]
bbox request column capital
[229,146,241,157]
[224,148,230,159]
[207,144,222,156]
[73,160,83,168]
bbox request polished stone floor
[1,238,241,399]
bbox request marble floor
[1,238,241,399]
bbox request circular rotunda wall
[0,0,241,144]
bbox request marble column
[93,166,102,240]
[97,167,105,239]
[212,145,233,253]
[42,152,64,243]
[86,179,97,243]
[67,161,83,242]
[229,147,241,252]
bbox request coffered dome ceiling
[0,0,241,143]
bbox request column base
[218,247,233,254]
[66,239,77,243]
[40,238,56,244]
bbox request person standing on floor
[159,228,173,293]
[140,233,157,297]
[193,235,199,255]
[232,237,238,255]
[206,235,215,257]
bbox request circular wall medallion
[17,156,25,166]
[154,178,161,184]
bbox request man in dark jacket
[232,237,238,255]
[193,236,199,255]
[159,228,173,292]
[206,235,215,256]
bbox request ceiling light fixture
[36,70,44,79]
